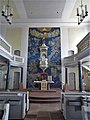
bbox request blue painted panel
[27,28,61,88]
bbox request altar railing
[0,34,24,66]
[64,32,90,67]
[77,32,90,53]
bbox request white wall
[0,25,7,40]
[61,27,69,86]
[0,24,90,89]
[68,27,90,54]
[21,27,29,88]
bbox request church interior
[0,0,90,120]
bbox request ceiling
[0,0,90,69]
[0,0,90,26]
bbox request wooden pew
[0,103,10,120]
[0,92,28,119]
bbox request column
[21,27,28,88]
[6,61,10,90]
[78,61,83,91]
[19,67,23,89]
[21,67,23,83]
[65,67,68,84]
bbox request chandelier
[2,0,13,24]
[76,0,88,25]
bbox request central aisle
[25,103,64,120]
[25,88,65,120]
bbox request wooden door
[13,72,20,89]
[69,72,76,90]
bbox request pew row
[0,103,10,120]
[61,92,90,120]
[0,91,29,119]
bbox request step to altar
[30,98,60,103]
[29,88,61,103]
[31,89,56,92]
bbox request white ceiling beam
[13,0,27,18]
[2,21,89,28]
[12,17,90,24]
[62,0,77,19]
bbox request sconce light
[2,0,13,24]
[76,0,88,25]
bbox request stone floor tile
[37,117,50,120]
[25,118,37,120]
[38,111,50,117]
[26,114,37,118]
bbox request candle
[85,5,88,16]
[2,5,6,13]
[85,5,87,12]
[77,8,79,16]
[82,10,84,18]
[48,76,52,81]
[78,17,80,25]
[10,8,13,16]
